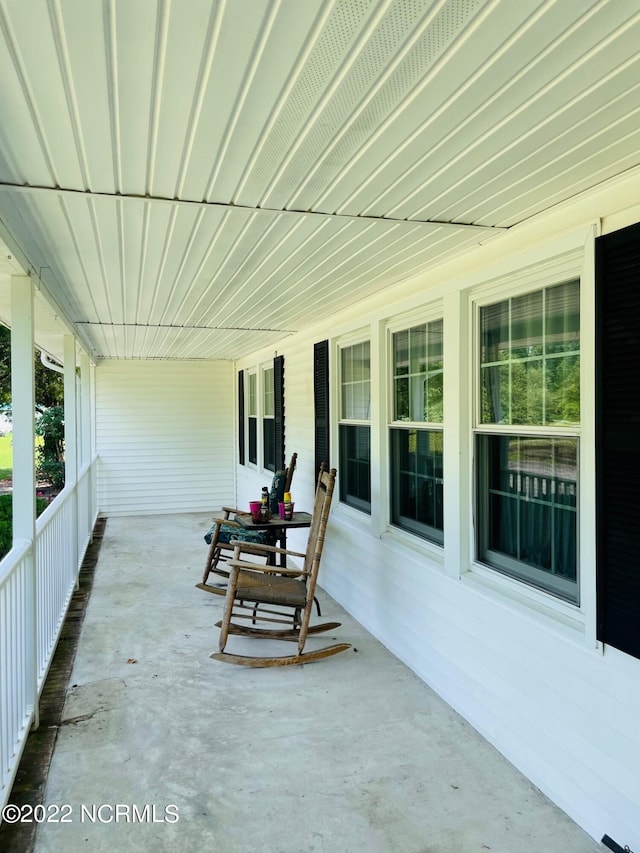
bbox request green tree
[35,406,65,489]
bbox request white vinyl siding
[96,360,234,516]
[233,209,640,848]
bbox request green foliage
[0,494,49,559]
[35,406,65,489]
[0,433,12,478]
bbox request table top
[236,511,312,531]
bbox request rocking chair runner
[197,452,297,594]
[211,466,351,667]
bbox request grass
[0,433,12,480]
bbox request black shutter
[238,370,245,465]
[314,340,330,479]
[273,355,285,472]
[595,221,640,660]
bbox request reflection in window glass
[480,280,579,426]
[477,434,578,603]
[390,428,443,544]
[393,321,443,423]
[339,341,371,513]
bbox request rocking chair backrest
[284,452,297,494]
[302,465,336,601]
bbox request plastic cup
[249,501,262,522]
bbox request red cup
[278,502,286,519]
[249,501,261,522]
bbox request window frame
[338,338,372,514]
[246,369,258,467]
[472,276,581,605]
[386,308,444,546]
[262,363,275,473]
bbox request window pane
[263,418,275,472]
[481,301,509,364]
[263,367,274,416]
[248,418,257,464]
[339,424,371,513]
[342,384,353,419]
[341,341,370,420]
[477,434,578,602]
[409,324,426,375]
[341,347,353,383]
[390,428,443,544]
[395,377,409,421]
[410,375,426,421]
[510,359,543,425]
[481,364,510,424]
[511,290,543,359]
[248,374,257,416]
[545,354,580,425]
[546,280,580,354]
[394,330,409,376]
[427,320,443,368]
[426,370,443,423]
[393,321,443,423]
[480,282,579,426]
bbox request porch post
[63,334,79,578]
[443,289,472,579]
[10,273,38,728]
[79,351,92,538]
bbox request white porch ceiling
[0,0,638,361]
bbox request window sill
[462,563,589,646]
[382,525,445,569]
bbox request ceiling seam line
[0,183,506,232]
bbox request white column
[79,352,91,470]
[79,351,93,538]
[63,335,78,486]
[63,335,79,579]
[442,289,472,579]
[10,273,38,727]
[370,319,385,535]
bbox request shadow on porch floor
[12,513,604,852]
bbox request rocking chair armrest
[210,516,242,528]
[228,559,310,577]
[230,541,306,559]
[220,506,248,516]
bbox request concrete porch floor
[32,513,603,853]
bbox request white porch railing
[0,456,98,815]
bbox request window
[247,372,257,465]
[339,341,371,513]
[389,319,443,544]
[476,279,580,603]
[262,365,275,472]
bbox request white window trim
[259,361,274,477]
[246,368,258,470]
[333,330,373,523]
[385,304,445,550]
[462,240,598,646]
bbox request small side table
[235,511,312,567]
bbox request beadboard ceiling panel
[0,0,638,361]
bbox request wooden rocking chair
[211,466,350,667]
[197,452,297,595]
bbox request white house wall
[95,359,234,516]
[235,174,640,848]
